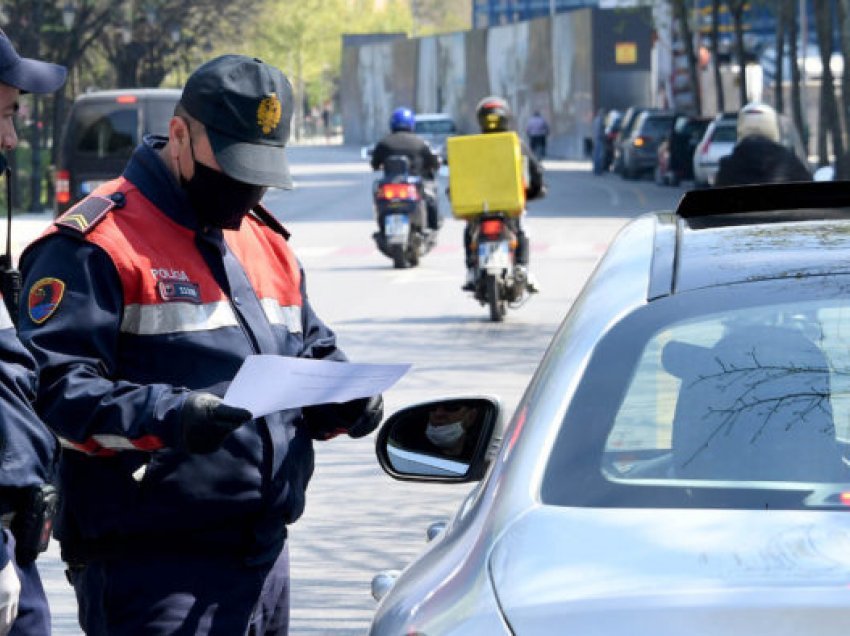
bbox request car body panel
[371,185,850,635]
[491,507,850,635]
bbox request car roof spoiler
[675,181,850,221]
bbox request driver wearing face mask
[17,54,384,635]
[423,405,480,459]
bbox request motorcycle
[372,155,438,269]
[467,211,528,322]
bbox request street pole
[29,0,43,212]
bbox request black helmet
[475,96,512,133]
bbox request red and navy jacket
[0,296,57,570]
[17,136,343,564]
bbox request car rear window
[711,124,737,143]
[640,116,674,137]
[73,102,138,159]
[415,119,455,134]
[542,275,850,510]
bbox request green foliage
[245,0,414,107]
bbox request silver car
[692,113,738,187]
[371,181,850,635]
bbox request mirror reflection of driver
[421,404,480,460]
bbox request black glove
[301,394,384,440]
[180,392,252,454]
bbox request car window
[415,119,455,134]
[640,116,674,137]
[73,103,138,159]
[146,99,177,136]
[711,124,737,143]
[542,275,850,510]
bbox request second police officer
[17,54,383,635]
[0,30,67,636]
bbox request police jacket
[715,136,812,186]
[370,131,440,180]
[0,300,57,570]
[17,136,345,565]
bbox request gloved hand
[180,392,253,454]
[301,395,384,441]
[0,560,20,636]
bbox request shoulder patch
[28,277,66,324]
[249,204,291,240]
[55,196,116,234]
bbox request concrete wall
[341,8,650,159]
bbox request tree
[813,0,845,172]
[671,0,701,115]
[710,0,725,112]
[726,0,748,107]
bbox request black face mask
[179,128,265,230]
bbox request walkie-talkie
[0,153,21,325]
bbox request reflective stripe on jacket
[18,138,343,564]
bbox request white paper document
[222,355,411,418]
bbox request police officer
[371,106,443,231]
[461,96,544,292]
[715,102,811,186]
[0,30,66,636]
[17,55,382,635]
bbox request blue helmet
[390,107,415,132]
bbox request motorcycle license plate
[385,214,410,244]
[479,240,510,271]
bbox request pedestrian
[0,29,67,636]
[591,107,606,175]
[16,54,384,635]
[321,103,331,139]
[715,102,811,186]
[525,110,550,159]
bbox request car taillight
[841,492,850,506]
[378,183,419,201]
[633,136,646,147]
[481,218,504,237]
[700,140,712,155]
[55,169,70,205]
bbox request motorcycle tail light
[481,218,504,237]
[55,169,71,205]
[378,183,419,201]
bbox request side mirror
[375,396,501,483]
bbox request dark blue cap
[180,55,294,189]
[0,31,67,94]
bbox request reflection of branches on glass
[675,343,842,478]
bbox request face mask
[179,126,265,230]
[425,421,465,449]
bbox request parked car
[370,180,850,635]
[54,88,182,216]
[611,105,649,174]
[655,114,710,186]
[692,112,738,187]
[620,110,676,179]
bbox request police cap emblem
[257,94,282,135]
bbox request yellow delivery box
[447,132,525,218]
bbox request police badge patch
[157,279,201,304]
[28,277,66,324]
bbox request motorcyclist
[461,96,544,293]
[371,106,442,231]
[714,102,811,186]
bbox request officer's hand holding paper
[222,355,410,418]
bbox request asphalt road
[15,143,687,635]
